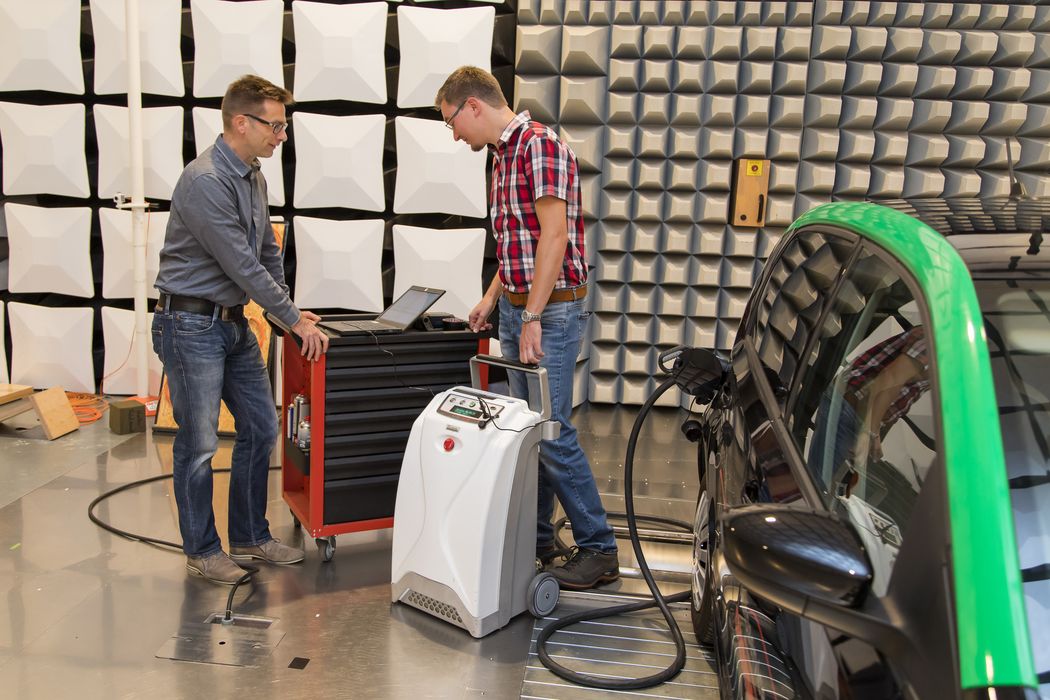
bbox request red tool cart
[281,317,489,561]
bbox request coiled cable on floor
[86,467,281,616]
[537,375,691,690]
[66,392,109,424]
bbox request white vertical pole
[125,0,149,397]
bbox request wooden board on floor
[0,384,34,407]
[0,397,34,423]
[27,387,79,440]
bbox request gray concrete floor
[0,403,705,699]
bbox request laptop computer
[320,286,446,336]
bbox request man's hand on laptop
[293,310,329,361]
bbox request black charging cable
[86,467,287,620]
[537,375,693,690]
[364,329,436,397]
[475,394,547,434]
[537,345,727,689]
[552,512,694,546]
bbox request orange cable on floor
[66,392,109,424]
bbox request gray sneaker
[186,551,248,585]
[230,538,305,565]
[549,547,620,590]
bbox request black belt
[156,293,244,321]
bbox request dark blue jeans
[152,309,279,557]
[498,296,616,554]
[808,390,862,501]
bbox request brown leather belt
[503,284,587,307]
[156,292,245,322]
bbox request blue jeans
[498,296,616,554]
[808,391,861,502]
[151,309,279,557]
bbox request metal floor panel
[521,593,720,700]
[0,404,709,699]
[0,408,138,510]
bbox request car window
[977,281,1050,686]
[789,248,936,595]
[751,230,856,400]
[751,420,804,504]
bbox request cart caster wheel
[527,572,559,618]
[316,537,335,563]
[289,509,300,529]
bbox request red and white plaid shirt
[489,111,586,294]
[844,326,930,434]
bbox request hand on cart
[292,311,329,361]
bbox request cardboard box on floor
[0,385,80,440]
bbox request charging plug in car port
[657,345,728,402]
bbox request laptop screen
[377,286,445,328]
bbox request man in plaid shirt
[844,325,929,462]
[809,325,930,496]
[436,67,618,590]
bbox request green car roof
[787,201,1036,691]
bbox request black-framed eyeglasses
[242,113,289,135]
[444,99,468,130]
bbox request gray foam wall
[514,0,1050,405]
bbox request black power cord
[87,466,286,620]
[363,329,436,397]
[552,512,694,547]
[537,375,693,690]
[475,393,548,434]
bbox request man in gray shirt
[153,75,328,585]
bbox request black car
[688,200,1050,699]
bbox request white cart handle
[469,354,552,422]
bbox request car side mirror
[723,505,873,608]
[722,505,912,659]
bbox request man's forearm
[484,275,503,303]
[527,236,563,314]
[528,196,569,314]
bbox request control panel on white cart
[436,392,508,424]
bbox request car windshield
[976,280,1050,687]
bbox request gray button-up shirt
[155,135,299,328]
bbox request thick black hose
[537,376,690,690]
[87,467,280,614]
[552,512,693,548]
[225,567,258,621]
[87,471,184,550]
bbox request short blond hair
[434,66,507,109]
[221,75,294,130]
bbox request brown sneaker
[229,538,305,565]
[186,551,248,585]
[549,547,620,590]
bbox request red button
[443,438,455,452]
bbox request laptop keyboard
[339,320,396,332]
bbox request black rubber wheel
[691,437,716,645]
[289,508,300,529]
[527,572,560,617]
[316,536,335,563]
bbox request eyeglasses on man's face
[444,99,469,130]
[242,113,289,135]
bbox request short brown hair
[434,66,507,110]
[221,75,294,130]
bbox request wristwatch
[520,309,542,323]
